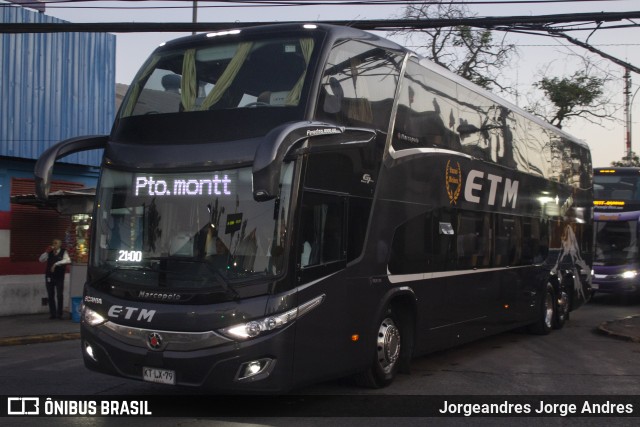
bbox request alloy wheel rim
[544,292,554,329]
[376,317,401,374]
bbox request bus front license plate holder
[143,367,176,385]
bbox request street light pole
[625,68,632,162]
[192,1,198,36]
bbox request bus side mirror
[252,122,376,201]
[253,122,341,201]
[35,135,108,200]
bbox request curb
[0,333,81,347]
[597,316,640,343]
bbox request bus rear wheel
[529,284,555,335]
[355,307,402,388]
[553,288,569,330]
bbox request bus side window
[393,60,460,152]
[456,212,491,269]
[495,215,522,267]
[315,40,401,131]
[299,192,345,268]
[346,197,372,262]
[388,214,431,274]
[388,210,458,274]
[522,217,548,264]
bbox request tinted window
[388,213,430,274]
[91,164,294,289]
[495,215,522,267]
[122,36,316,118]
[388,209,457,274]
[393,60,460,151]
[304,152,354,193]
[456,211,492,269]
[522,217,549,264]
[457,85,527,172]
[593,175,640,201]
[299,192,345,268]
[315,40,402,131]
[347,197,372,262]
[389,209,543,274]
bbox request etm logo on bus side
[445,160,519,208]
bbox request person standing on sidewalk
[39,239,71,319]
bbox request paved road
[1,294,639,425]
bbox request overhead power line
[2,0,630,4]
[1,7,639,73]
[547,30,640,74]
[0,0,631,10]
[1,10,639,33]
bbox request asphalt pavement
[0,308,639,347]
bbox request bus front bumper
[592,273,640,295]
[80,321,295,393]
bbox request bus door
[291,189,353,383]
[442,210,502,339]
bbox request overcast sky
[38,0,640,167]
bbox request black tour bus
[593,167,640,295]
[35,23,593,392]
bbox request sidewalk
[0,312,639,347]
[597,314,640,343]
[0,313,80,346]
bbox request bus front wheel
[355,306,402,388]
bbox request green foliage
[611,152,640,167]
[534,70,605,128]
[395,3,516,93]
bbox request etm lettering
[464,170,519,208]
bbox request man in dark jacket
[39,239,71,319]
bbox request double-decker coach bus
[35,24,593,392]
[593,167,640,296]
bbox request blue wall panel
[0,6,115,166]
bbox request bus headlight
[219,294,325,341]
[622,270,638,279]
[83,306,107,326]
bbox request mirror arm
[252,121,376,201]
[35,135,108,200]
[253,122,342,201]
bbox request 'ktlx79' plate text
[143,367,175,385]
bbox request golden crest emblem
[445,160,462,205]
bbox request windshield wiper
[90,265,156,285]
[145,256,240,299]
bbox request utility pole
[625,68,632,162]
[192,1,198,36]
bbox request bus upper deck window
[121,37,316,118]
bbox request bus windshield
[594,220,639,266]
[120,35,316,118]
[594,175,640,202]
[91,164,293,290]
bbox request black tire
[529,284,555,335]
[354,306,402,388]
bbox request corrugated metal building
[0,5,114,164]
[0,4,116,315]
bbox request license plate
[143,367,176,385]
[591,283,599,290]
